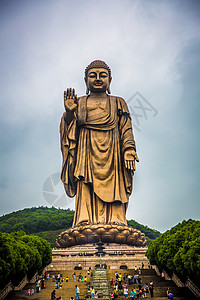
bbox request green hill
[0,207,161,247]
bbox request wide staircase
[87,268,111,300]
[108,268,198,300]
[4,268,198,300]
[4,270,90,300]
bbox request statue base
[56,224,147,248]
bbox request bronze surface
[58,60,144,247]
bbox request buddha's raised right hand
[64,88,78,112]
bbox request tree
[146,219,200,286]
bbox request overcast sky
[0,0,200,232]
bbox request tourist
[36,282,40,293]
[87,286,91,298]
[94,291,98,298]
[118,280,122,291]
[59,282,62,289]
[113,288,118,299]
[166,287,170,298]
[115,282,119,292]
[91,286,95,298]
[143,284,148,298]
[31,288,34,295]
[135,287,139,298]
[78,273,82,282]
[168,291,174,299]
[134,266,137,274]
[73,272,76,282]
[161,271,165,280]
[51,290,56,300]
[75,285,80,300]
[149,284,154,298]
[115,271,119,279]
[130,288,136,299]
[66,276,69,282]
[27,288,31,296]
[142,262,144,269]
[55,283,59,289]
[133,275,136,284]
[41,278,45,289]
[137,277,142,290]
[128,274,132,285]
[110,278,114,287]
[124,286,128,298]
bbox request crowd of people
[26,266,175,299]
[27,272,48,296]
[50,268,93,300]
[110,269,155,299]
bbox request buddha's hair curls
[85,60,111,80]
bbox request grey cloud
[0,0,200,231]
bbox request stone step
[107,268,198,300]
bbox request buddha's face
[86,68,111,93]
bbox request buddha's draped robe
[60,95,136,226]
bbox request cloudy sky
[0,0,200,232]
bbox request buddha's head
[85,60,112,94]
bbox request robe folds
[60,95,136,226]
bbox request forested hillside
[146,219,200,287]
[0,207,161,247]
[127,219,161,240]
[0,207,74,234]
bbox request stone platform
[46,243,149,271]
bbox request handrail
[154,265,200,298]
[0,281,14,300]
[0,271,38,300]
[14,275,28,291]
[186,277,200,298]
[154,265,161,276]
[172,273,184,287]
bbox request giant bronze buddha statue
[57,60,146,247]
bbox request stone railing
[154,265,161,276]
[14,275,29,291]
[29,272,38,283]
[163,270,171,281]
[171,272,200,297]
[185,277,200,298]
[171,272,184,287]
[154,265,200,298]
[0,281,13,300]
[0,272,39,300]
